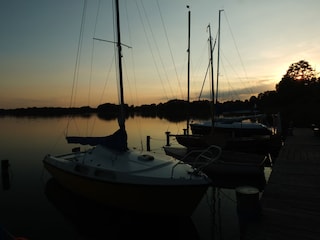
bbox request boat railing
[178,145,222,173]
[171,145,222,177]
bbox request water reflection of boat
[44,178,200,240]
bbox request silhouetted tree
[282,60,316,81]
[257,90,279,112]
[275,60,320,127]
[276,60,317,104]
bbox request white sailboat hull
[43,145,210,216]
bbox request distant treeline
[0,106,96,118]
[0,99,255,122]
[1,60,320,127]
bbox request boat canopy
[66,128,128,152]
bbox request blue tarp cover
[66,128,128,151]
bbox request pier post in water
[165,131,170,146]
[236,186,261,238]
[1,159,11,190]
[146,136,151,151]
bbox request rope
[140,1,173,99]
[69,0,87,108]
[156,0,183,99]
[66,0,87,136]
[223,11,253,96]
[198,29,217,100]
[135,0,169,101]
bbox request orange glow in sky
[1,0,320,109]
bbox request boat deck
[164,145,267,190]
[245,128,320,240]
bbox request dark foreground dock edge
[244,128,320,240]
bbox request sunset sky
[1,0,320,109]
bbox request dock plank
[245,128,320,240]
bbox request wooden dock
[245,128,320,240]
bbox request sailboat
[190,118,274,137]
[163,14,270,188]
[169,10,280,156]
[172,20,230,150]
[167,8,230,149]
[189,10,273,139]
[43,0,211,217]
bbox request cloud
[196,77,276,102]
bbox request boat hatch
[138,154,154,161]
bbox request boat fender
[138,154,154,161]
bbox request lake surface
[0,115,269,240]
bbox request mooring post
[235,186,261,238]
[165,131,170,146]
[146,136,151,151]
[1,159,10,190]
[1,159,9,170]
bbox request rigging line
[217,53,233,101]
[156,0,183,99]
[70,0,87,108]
[67,0,87,135]
[221,61,237,100]
[192,40,208,99]
[111,0,122,107]
[198,31,217,100]
[220,56,242,101]
[122,59,134,105]
[111,0,119,105]
[135,0,169,101]
[198,61,210,100]
[87,0,102,137]
[88,0,102,108]
[93,38,132,49]
[221,49,251,99]
[93,10,132,106]
[124,2,144,144]
[140,0,173,99]
[123,1,138,106]
[98,52,115,105]
[223,11,253,95]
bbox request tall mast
[115,0,125,129]
[208,24,215,133]
[216,9,224,105]
[186,5,191,135]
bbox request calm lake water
[0,115,269,240]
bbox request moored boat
[43,0,211,217]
